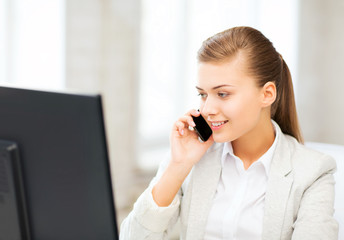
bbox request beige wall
[65,0,145,224]
[297,0,344,145]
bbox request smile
[210,120,228,129]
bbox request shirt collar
[221,120,280,176]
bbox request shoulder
[281,134,336,182]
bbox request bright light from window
[0,0,65,90]
[0,0,7,82]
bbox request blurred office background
[1,0,344,231]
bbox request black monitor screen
[0,86,118,240]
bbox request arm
[292,156,338,240]
[119,156,182,240]
[120,109,214,239]
[152,109,214,207]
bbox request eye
[218,92,230,98]
[198,93,207,99]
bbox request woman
[120,26,338,239]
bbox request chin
[212,134,231,143]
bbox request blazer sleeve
[119,155,182,240]
[292,155,338,240]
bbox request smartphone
[192,113,212,142]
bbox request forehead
[197,56,255,89]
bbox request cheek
[199,100,205,111]
[226,95,261,120]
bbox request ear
[261,81,276,107]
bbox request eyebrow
[195,84,235,91]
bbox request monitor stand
[0,140,30,240]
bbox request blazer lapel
[262,133,294,239]
[186,143,223,240]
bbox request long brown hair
[197,26,303,143]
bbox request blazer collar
[262,127,294,239]
[186,142,223,240]
[185,124,295,239]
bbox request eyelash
[218,92,229,98]
[198,93,207,98]
[197,92,230,99]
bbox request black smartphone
[192,113,212,142]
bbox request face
[197,56,268,143]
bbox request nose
[200,97,218,118]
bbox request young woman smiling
[120,26,338,240]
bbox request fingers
[174,118,193,136]
[174,121,186,136]
[179,116,195,128]
[189,109,201,117]
[173,109,200,136]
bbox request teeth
[212,121,226,127]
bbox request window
[0,0,7,81]
[0,0,65,90]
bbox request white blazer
[120,124,338,240]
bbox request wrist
[152,162,190,207]
[166,161,193,182]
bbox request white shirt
[204,121,279,240]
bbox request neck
[232,118,275,170]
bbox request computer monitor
[0,86,118,240]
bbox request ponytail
[272,56,304,143]
[197,27,304,143]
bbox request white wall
[297,0,344,145]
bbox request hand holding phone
[170,109,214,167]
